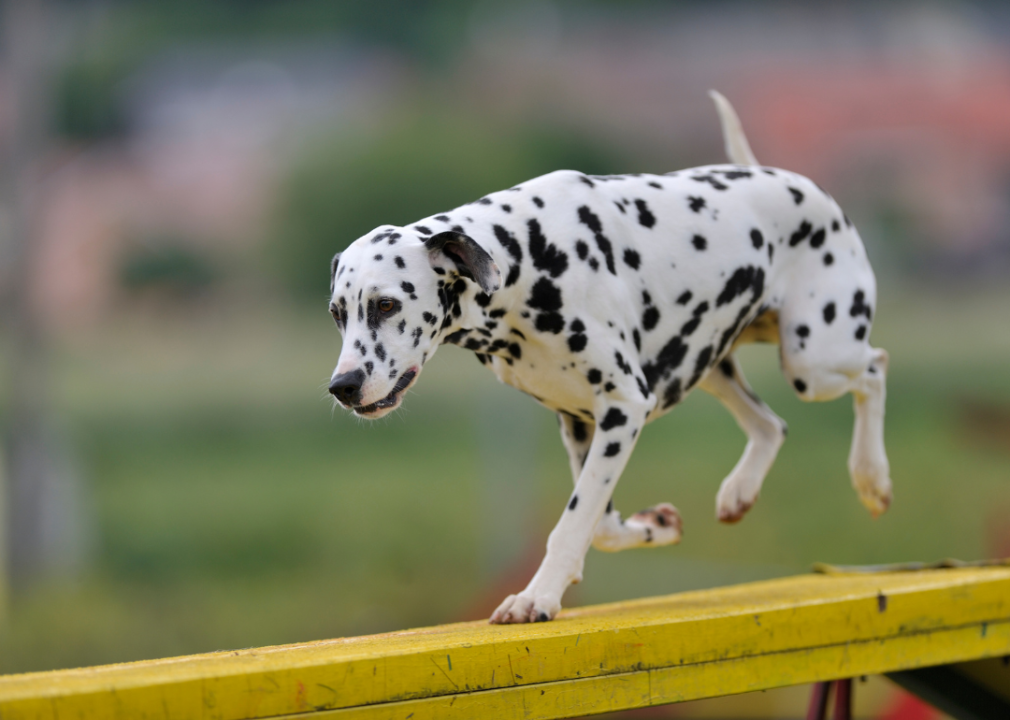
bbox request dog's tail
[709,90,759,167]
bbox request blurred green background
[1,3,1009,718]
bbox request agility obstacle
[2,565,1008,719]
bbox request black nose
[329,369,365,405]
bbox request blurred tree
[1,0,90,601]
[270,111,627,300]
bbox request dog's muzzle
[330,368,417,414]
[329,369,366,405]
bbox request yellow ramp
[2,567,1009,719]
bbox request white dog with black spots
[326,92,891,624]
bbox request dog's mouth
[354,369,417,416]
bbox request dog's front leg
[491,400,651,623]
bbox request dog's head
[327,226,501,418]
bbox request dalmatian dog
[327,92,891,624]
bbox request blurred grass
[3,282,1010,674]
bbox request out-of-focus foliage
[54,0,478,139]
[271,112,628,299]
[119,242,219,296]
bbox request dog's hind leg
[558,414,681,553]
[847,348,891,516]
[780,320,892,516]
[700,355,788,523]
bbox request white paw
[489,592,561,624]
[716,480,759,523]
[627,503,682,545]
[851,463,892,517]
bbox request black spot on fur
[687,345,713,389]
[636,376,649,398]
[750,229,764,249]
[719,359,734,378]
[604,442,621,457]
[568,495,579,510]
[600,408,628,431]
[575,241,589,260]
[642,336,688,390]
[632,329,641,351]
[398,319,406,334]
[634,199,656,228]
[793,379,807,393]
[374,343,386,362]
[508,343,522,359]
[680,316,701,337]
[716,266,764,307]
[528,219,568,278]
[663,377,682,408]
[536,313,565,334]
[788,187,805,204]
[688,196,706,212]
[533,196,544,208]
[604,382,615,392]
[692,175,728,191]
[676,291,692,306]
[691,235,707,251]
[823,253,834,266]
[501,204,511,213]
[577,206,616,274]
[850,290,872,320]
[831,219,841,232]
[642,306,658,333]
[855,324,867,340]
[528,277,562,312]
[823,302,836,324]
[789,221,813,246]
[623,248,641,270]
[572,419,587,442]
[568,334,588,352]
[614,351,633,375]
[587,368,602,384]
[797,324,810,338]
[401,281,415,294]
[810,228,826,248]
[394,256,406,269]
[493,224,523,287]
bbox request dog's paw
[851,463,892,517]
[716,484,758,523]
[489,592,561,624]
[627,503,682,545]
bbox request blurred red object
[879,690,941,720]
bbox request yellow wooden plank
[1,567,1008,720]
[296,621,1010,720]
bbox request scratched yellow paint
[1,567,1008,720]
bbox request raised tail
[709,90,759,167]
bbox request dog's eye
[378,298,395,313]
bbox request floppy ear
[425,231,502,294]
[329,253,341,294]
